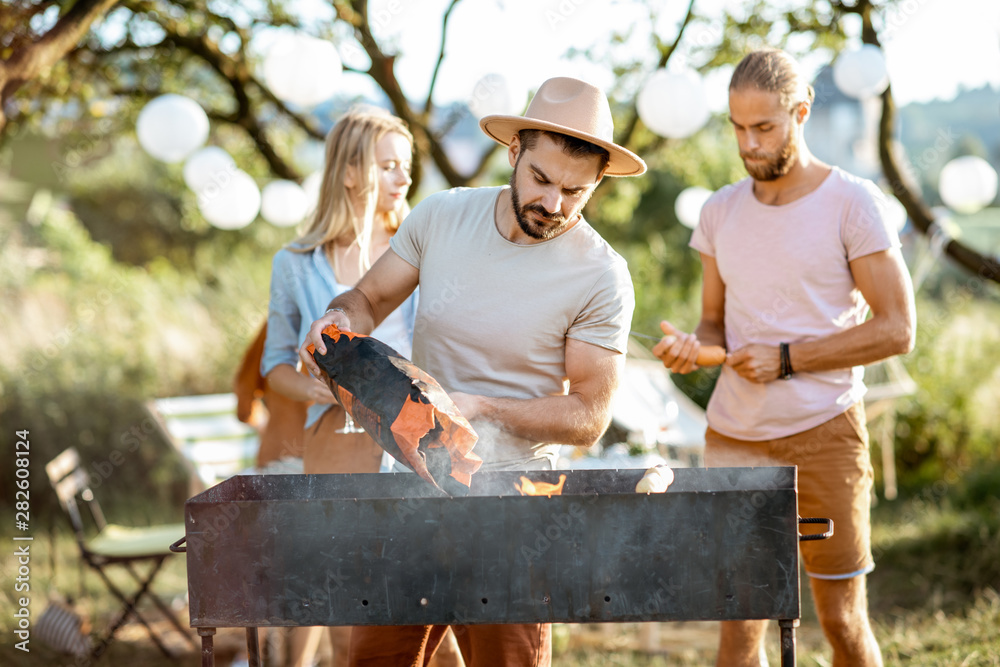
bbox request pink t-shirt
[690,167,901,440]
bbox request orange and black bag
[308,325,481,495]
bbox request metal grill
[173,466,829,666]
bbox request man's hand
[652,320,702,374]
[727,344,781,383]
[298,309,352,378]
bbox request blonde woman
[262,106,416,476]
[261,107,424,667]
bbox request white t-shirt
[690,167,900,440]
[391,185,634,468]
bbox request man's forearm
[470,393,612,448]
[327,288,379,334]
[790,247,916,373]
[789,314,914,373]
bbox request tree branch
[467,144,501,181]
[341,0,483,189]
[425,0,461,115]
[118,1,324,143]
[854,0,1000,284]
[119,1,313,180]
[828,0,865,16]
[616,0,697,150]
[247,72,327,141]
[167,30,302,179]
[0,0,122,134]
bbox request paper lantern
[939,156,999,215]
[469,73,528,119]
[302,171,323,212]
[183,147,236,193]
[833,45,889,99]
[261,180,310,227]
[637,68,710,139]
[136,94,209,163]
[262,32,342,108]
[674,186,713,229]
[198,169,261,230]
[881,192,908,232]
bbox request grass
[554,586,1000,666]
[2,480,998,666]
[0,524,193,666]
[877,592,1000,666]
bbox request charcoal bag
[308,325,481,495]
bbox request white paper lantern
[674,186,713,229]
[880,192,908,232]
[833,45,889,99]
[302,171,323,212]
[262,32,342,108]
[637,68,710,139]
[261,180,310,227]
[939,156,999,215]
[198,169,261,230]
[183,147,236,193]
[469,73,528,119]
[136,94,209,163]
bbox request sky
[300,0,1000,110]
[878,0,1000,104]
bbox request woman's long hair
[292,106,413,273]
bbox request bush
[870,459,1000,615]
[0,382,191,527]
[885,296,1000,491]
[0,192,277,521]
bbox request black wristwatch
[779,342,794,380]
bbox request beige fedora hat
[479,77,647,177]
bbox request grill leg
[198,627,216,667]
[246,627,261,667]
[779,619,799,667]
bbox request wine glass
[335,407,366,434]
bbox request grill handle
[169,536,187,553]
[798,517,834,542]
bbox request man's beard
[508,159,571,241]
[741,126,797,182]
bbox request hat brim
[479,115,647,177]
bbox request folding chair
[45,447,197,661]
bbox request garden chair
[45,447,196,661]
[147,392,260,492]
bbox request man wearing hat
[299,76,645,666]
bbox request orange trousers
[349,623,551,667]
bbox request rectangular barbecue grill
[172,466,830,666]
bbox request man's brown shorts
[704,402,875,579]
